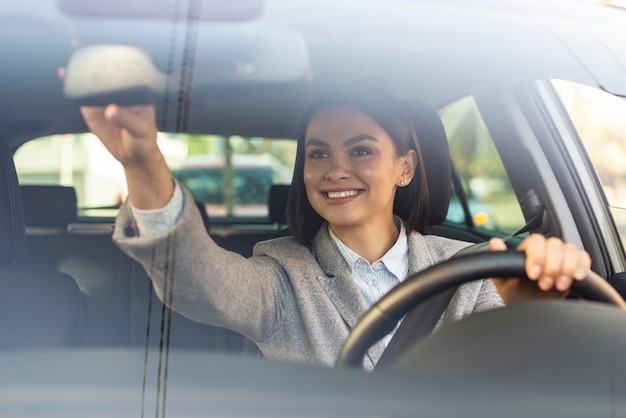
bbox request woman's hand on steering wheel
[489,234,592,304]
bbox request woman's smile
[323,188,364,201]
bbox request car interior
[6,94,491,353]
[3,0,626,415]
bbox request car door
[467,78,626,295]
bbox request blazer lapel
[312,226,366,329]
[312,226,386,368]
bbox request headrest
[20,185,77,228]
[268,184,290,225]
[0,136,26,264]
[402,100,451,225]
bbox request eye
[308,149,329,159]
[350,146,372,156]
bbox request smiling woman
[4,0,626,415]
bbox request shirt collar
[328,216,408,281]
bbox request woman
[82,83,591,370]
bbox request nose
[324,155,351,181]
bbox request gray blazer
[114,187,504,370]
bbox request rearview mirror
[63,44,166,106]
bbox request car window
[552,79,626,250]
[14,133,296,220]
[438,96,525,233]
[14,134,127,217]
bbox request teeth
[327,190,359,199]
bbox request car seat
[20,185,77,230]
[0,135,85,349]
[402,100,483,242]
[268,184,289,228]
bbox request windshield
[3,0,626,416]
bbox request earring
[400,179,406,186]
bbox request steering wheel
[336,250,626,368]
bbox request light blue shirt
[328,218,409,347]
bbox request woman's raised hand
[80,104,159,167]
[81,104,174,210]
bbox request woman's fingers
[104,104,156,139]
[80,106,118,145]
[488,237,507,252]
[539,237,565,291]
[80,105,106,124]
[517,234,545,283]
[80,104,158,165]
[554,243,580,291]
[517,234,591,292]
[81,104,156,137]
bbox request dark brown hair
[286,82,430,245]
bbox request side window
[167,135,295,218]
[552,80,626,247]
[14,134,127,217]
[14,133,296,220]
[438,96,525,233]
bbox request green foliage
[185,134,211,155]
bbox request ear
[398,149,417,186]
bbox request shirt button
[124,226,137,237]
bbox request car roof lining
[3,0,626,149]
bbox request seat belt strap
[376,285,457,369]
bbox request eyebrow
[305,134,379,148]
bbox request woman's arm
[82,104,286,342]
[113,186,288,342]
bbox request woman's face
[303,106,415,232]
